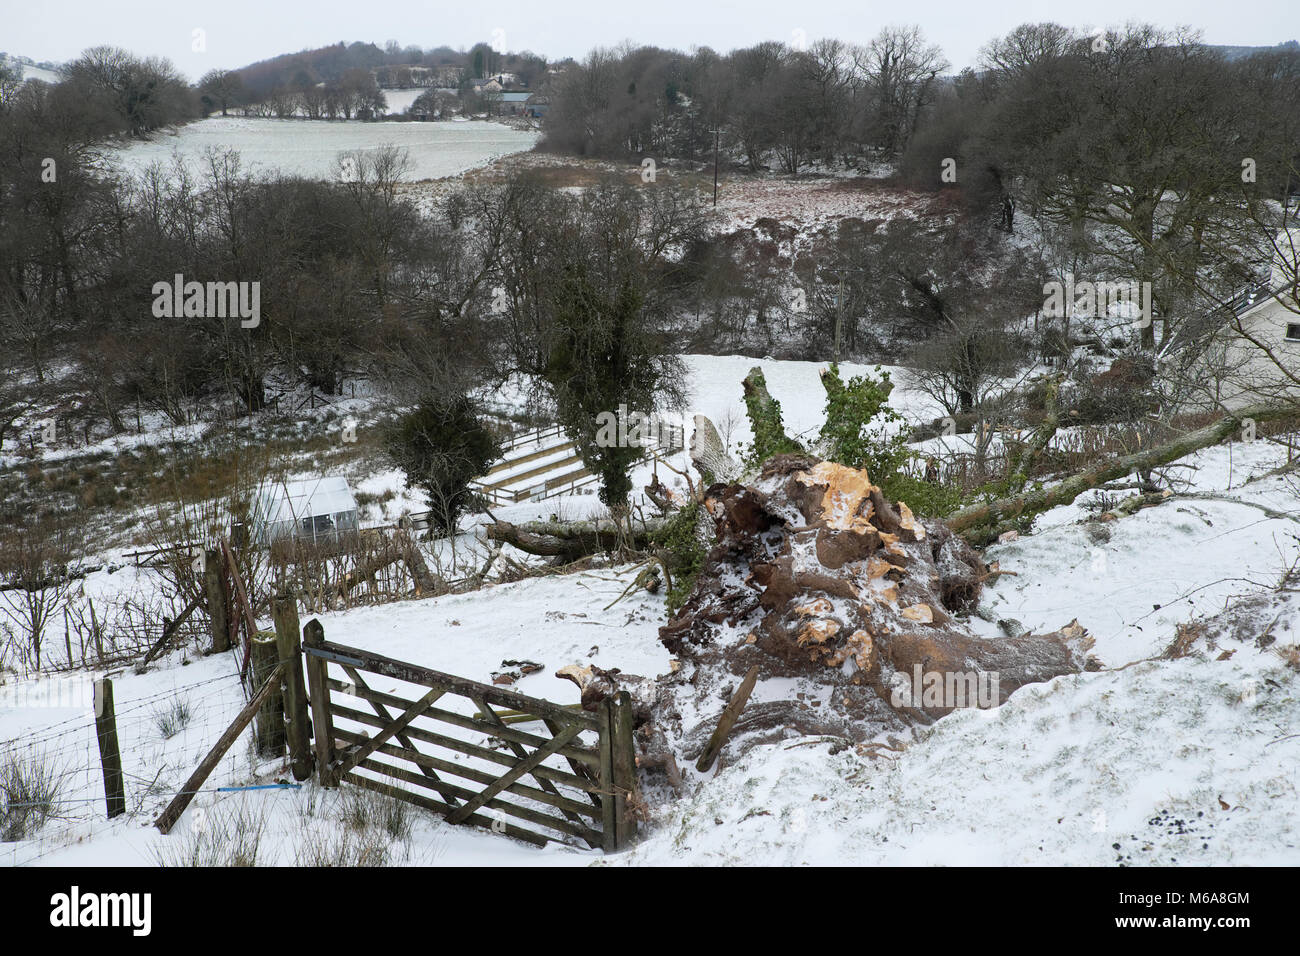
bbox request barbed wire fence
[0,667,281,865]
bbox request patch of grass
[293,827,395,866]
[153,694,193,740]
[0,750,64,842]
[154,800,268,866]
[292,782,415,866]
[881,472,965,519]
[340,783,413,842]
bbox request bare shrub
[0,513,82,673]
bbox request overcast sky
[5,0,1297,80]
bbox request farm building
[250,476,360,547]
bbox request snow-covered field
[378,88,424,115]
[2,356,1297,866]
[108,117,540,182]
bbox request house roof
[1166,281,1294,355]
[499,92,531,102]
[253,476,357,525]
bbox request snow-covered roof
[253,476,357,526]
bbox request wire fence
[0,664,266,866]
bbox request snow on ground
[976,438,1300,665]
[3,356,1298,866]
[17,65,63,84]
[620,652,1298,865]
[714,176,938,234]
[108,117,539,182]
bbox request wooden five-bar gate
[300,622,640,851]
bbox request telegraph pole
[710,127,721,208]
[820,264,870,365]
[835,274,845,365]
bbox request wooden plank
[599,698,616,853]
[221,537,258,681]
[331,727,598,821]
[468,695,592,829]
[545,716,604,809]
[221,538,258,637]
[334,685,445,776]
[348,755,601,846]
[201,549,229,654]
[328,702,601,793]
[154,662,286,834]
[695,665,760,772]
[141,595,202,665]
[303,640,601,728]
[272,593,313,781]
[327,678,600,766]
[445,722,583,825]
[343,772,551,848]
[338,667,461,808]
[302,619,336,785]
[251,632,286,757]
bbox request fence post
[251,632,285,757]
[272,590,313,781]
[611,691,639,848]
[598,697,616,852]
[93,678,126,819]
[302,619,336,786]
[202,548,230,654]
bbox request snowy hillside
[3,358,1295,867]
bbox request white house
[1183,231,1300,409]
[251,476,360,547]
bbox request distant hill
[231,41,547,103]
[1,53,64,83]
[1206,40,1299,61]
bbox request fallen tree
[638,454,1096,770]
[484,517,661,561]
[948,402,1300,544]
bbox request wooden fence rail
[300,625,639,851]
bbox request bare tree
[855,26,949,156]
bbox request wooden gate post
[93,678,126,819]
[302,619,336,786]
[251,632,285,757]
[202,548,230,654]
[598,697,617,852]
[611,691,639,848]
[272,590,313,781]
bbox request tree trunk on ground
[948,402,1299,545]
[485,518,662,561]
